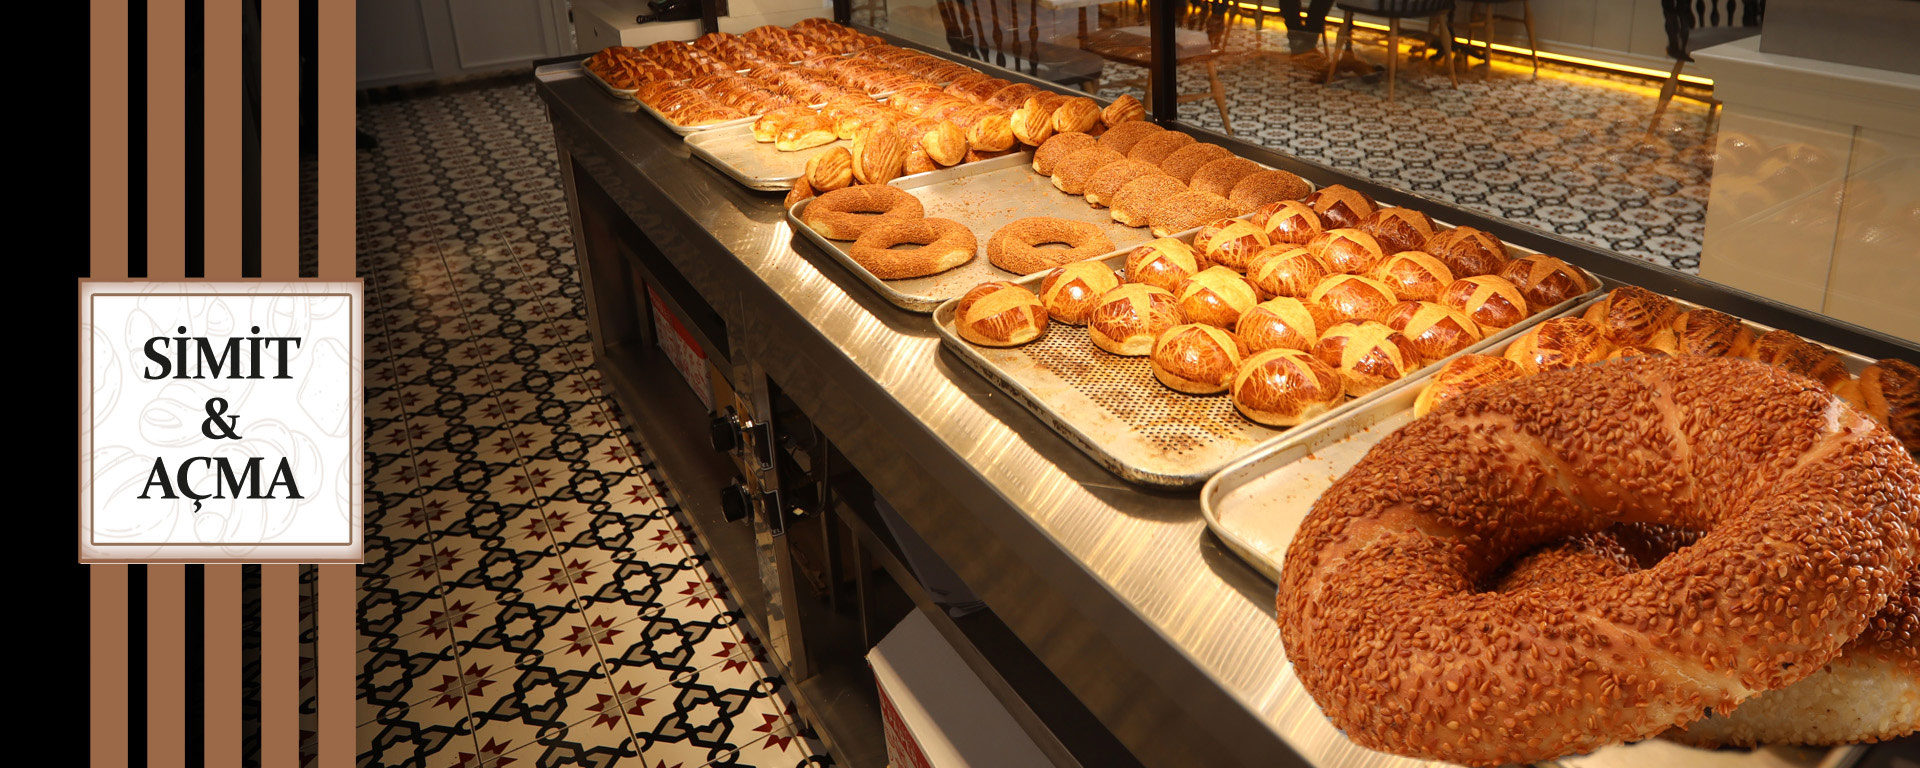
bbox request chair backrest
[1661,0,1764,59]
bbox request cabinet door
[444,0,567,71]
[358,0,575,87]
[357,0,441,84]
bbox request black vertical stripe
[242,563,262,768]
[129,0,149,278]
[187,565,205,767]
[187,0,206,279]
[241,0,262,278]
[129,565,148,768]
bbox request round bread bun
[1232,349,1345,427]
[1239,296,1334,354]
[1151,323,1247,394]
[967,112,1017,153]
[1360,207,1438,255]
[1247,246,1334,300]
[986,217,1115,275]
[1309,273,1400,324]
[1279,355,1920,764]
[1372,251,1455,302]
[1083,161,1163,209]
[1503,316,1612,374]
[1425,226,1510,277]
[1124,238,1201,293]
[805,146,855,191]
[1190,157,1265,198]
[953,281,1048,347]
[848,217,977,279]
[1176,266,1260,329]
[850,126,908,184]
[1497,254,1590,312]
[1095,119,1164,155]
[1009,100,1056,146]
[1149,191,1239,238]
[1125,130,1197,165]
[1305,184,1378,229]
[1159,143,1235,184]
[1039,260,1121,325]
[1306,228,1388,275]
[1312,319,1423,396]
[1229,170,1313,213]
[1748,329,1851,390]
[1861,358,1920,454]
[1440,274,1530,331]
[801,185,927,241]
[1033,131,1097,175]
[1255,200,1325,246]
[1193,218,1271,272]
[1087,284,1182,356]
[1582,286,1679,347]
[1050,97,1102,134]
[1412,353,1524,417]
[1052,146,1127,195]
[1669,308,1754,358]
[1101,94,1147,127]
[1110,174,1190,228]
[1384,300,1483,361]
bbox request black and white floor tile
[1090,22,1718,272]
[356,81,827,768]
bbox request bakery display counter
[534,28,1917,768]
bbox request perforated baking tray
[930,221,1601,488]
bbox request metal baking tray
[580,56,641,99]
[1201,292,1879,582]
[929,220,1602,488]
[687,121,841,189]
[636,96,759,137]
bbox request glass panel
[861,0,1150,95]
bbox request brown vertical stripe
[263,565,300,768]
[91,0,129,280]
[319,0,355,281]
[148,0,187,280]
[148,565,187,768]
[204,0,243,279]
[319,565,355,768]
[204,566,242,767]
[92,566,129,768]
[261,0,299,280]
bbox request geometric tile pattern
[356,80,829,768]
[1089,20,1717,272]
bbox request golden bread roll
[1504,317,1611,374]
[1039,261,1122,325]
[1083,161,1163,209]
[1313,320,1423,397]
[1193,218,1270,272]
[784,177,815,207]
[1009,100,1056,146]
[1176,266,1259,329]
[805,146,855,191]
[1384,300,1483,361]
[1229,170,1313,213]
[1095,120,1164,154]
[1232,349,1345,427]
[1582,286,1678,347]
[1087,284,1181,356]
[1124,238,1201,293]
[1372,251,1455,302]
[1255,200,1325,246]
[1050,97,1102,134]
[1101,94,1146,126]
[1860,358,1920,453]
[1496,254,1589,311]
[1148,191,1238,238]
[954,281,1048,347]
[1052,146,1126,195]
[1412,353,1524,417]
[1190,157,1265,199]
[754,106,815,143]
[1305,184,1377,229]
[1125,130,1197,165]
[1309,273,1399,324]
[986,83,1041,109]
[966,112,1016,153]
[1032,131,1095,175]
[903,145,939,175]
[1361,207,1438,255]
[1306,228,1387,275]
[1440,275,1530,331]
[1606,344,1671,361]
[1425,226,1510,277]
[1159,143,1234,184]
[1670,308,1753,357]
[1247,246,1334,300]
[1110,175,1189,228]
[850,127,908,184]
[922,120,970,166]
[776,113,837,152]
[1239,296,1334,354]
[1151,323,1247,394]
[1748,329,1850,389]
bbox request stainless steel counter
[535,45,1916,768]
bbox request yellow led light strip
[1229,3,1715,87]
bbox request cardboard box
[867,611,1051,768]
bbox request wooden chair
[1646,0,1763,141]
[1325,0,1459,101]
[1082,0,1238,132]
[1459,0,1538,78]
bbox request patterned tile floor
[356,81,829,768]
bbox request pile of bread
[1029,124,1316,238]
[1417,285,1920,454]
[951,185,1592,428]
